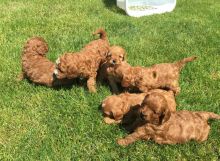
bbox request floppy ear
[161,109,171,124]
[121,75,130,87]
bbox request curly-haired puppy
[102,89,176,126]
[140,90,176,125]
[54,28,110,92]
[98,46,127,84]
[102,92,147,124]
[19,37,71,87]
[118,110,220,146]
[107,47,197,95]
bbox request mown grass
[0,0,219,160]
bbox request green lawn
[0,0,220,160]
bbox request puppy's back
[161,111,213,143]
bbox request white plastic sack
[117,0,176,17]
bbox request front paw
[89,87,97,93]
[54,69,59,76]
[55,57,60,66]
[117,138,128,146]
[104,117,121,124]
[104,117,115,124]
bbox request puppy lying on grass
[106,46,197,95]
[102,89,176,127]
[54,28,110,93]
[118,110,220,146]
[102,92,147,124]
[19,37,72,87]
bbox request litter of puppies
[19,28,220,146]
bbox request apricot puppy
[98,46,127,84]
[102,89,176,125]
[118,110,220,146]
[54,28,110,92]
[19,37,71,87]
[102,92,146,124]
[107,46,197,95]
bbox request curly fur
[98,46,127,84]
[118,110,220,146]
[54,28,110,92]
[140,90,176,125]
[19,37,72,87]
[102,92,146,124]
[107,47,197,95]
[102,89,176,127]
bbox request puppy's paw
[54,69,59,75]
[88,86,97,93]
[117,139,128,146]
[55,57,60,65]
[104,117,116,124]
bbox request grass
[0,0,220,160]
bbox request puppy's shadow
[52,77,88,91]
[119,107,146,133]
[102,0,126,15]
[22,77,89,91]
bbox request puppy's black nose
[112,60,116,64]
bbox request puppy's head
[140,93,171,125]
[106,46,127,65]
[24,37,48,56]
[102,95,129,121]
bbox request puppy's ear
[161,109,171,124]
[121,76,130,87]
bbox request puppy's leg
[104,117,121,124]
[108,77,119,94]
[117,126,147,146]
[168,81,180,95]
[87,76,97,93]
[138,86,149,93]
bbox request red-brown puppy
[107,46,197,95]
[19,37,71,86]
[102,89,176,125]
[54,28,110,92]
[118,110,220,146]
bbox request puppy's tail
[175,56,197,70]
[199,112,220,121]
[93,28,108,41]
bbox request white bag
[117,0,176,17]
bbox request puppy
[102,89,176,126]
[102,92,147,124]
[19,37,71,87]
[126,89,176,131]
[117,110,220,146]
[54,28,110,92]
[107,46,197,95]
[140,90,176,125]
[98,46,127,84]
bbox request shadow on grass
[22,76,90,91]
[102,0,126,16]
